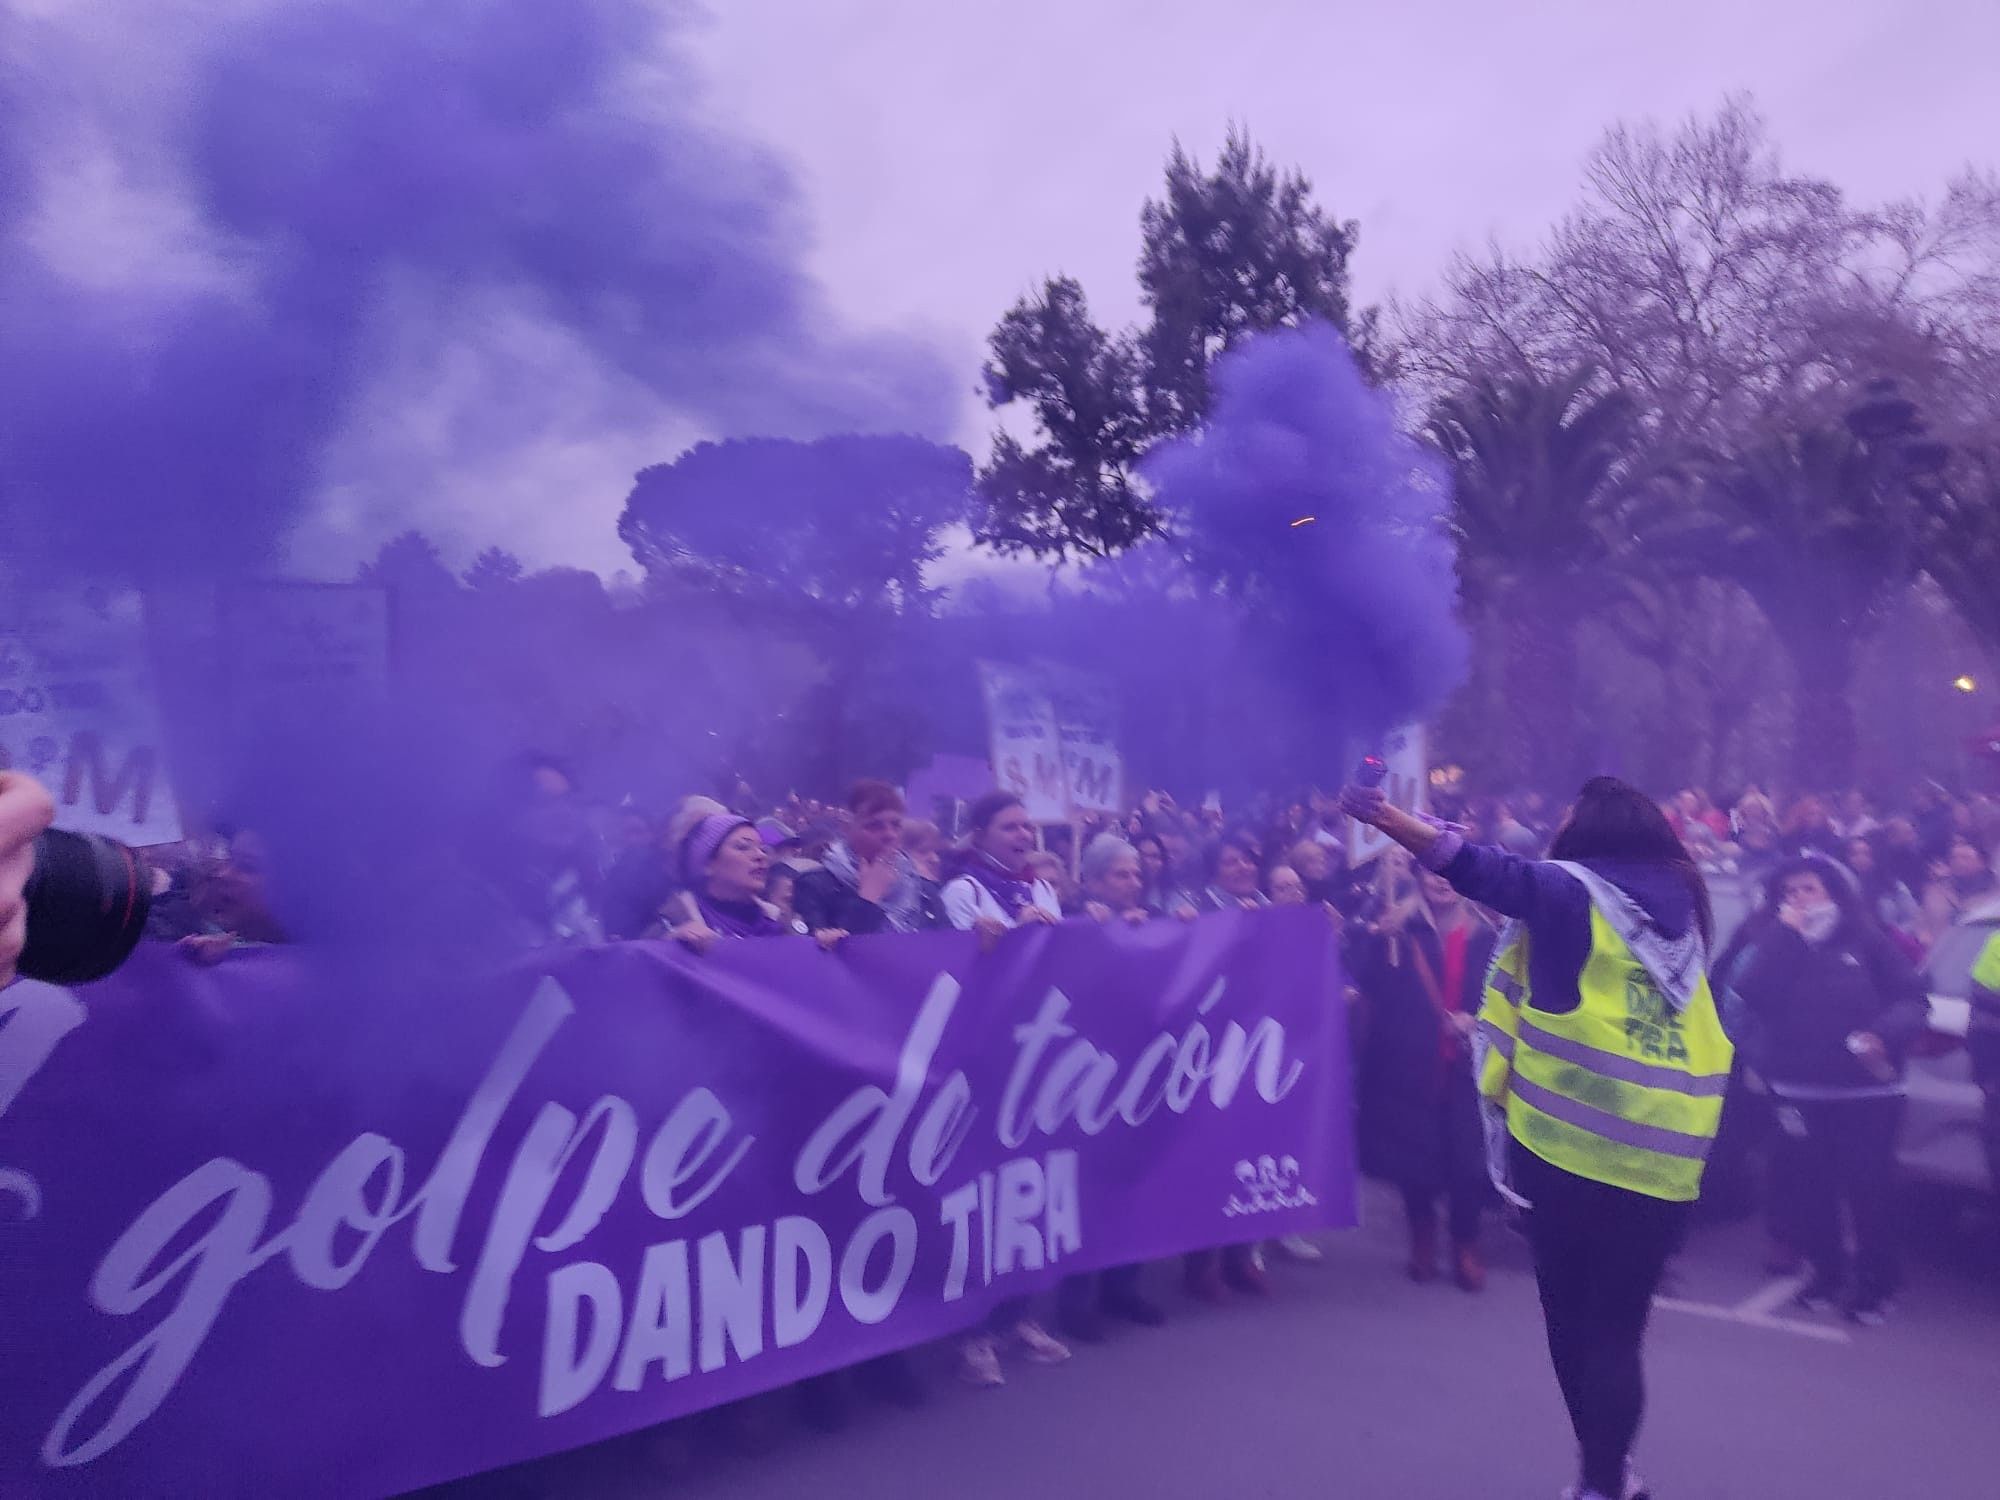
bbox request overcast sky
[42,0,1987,577]
[694,0,1999,457]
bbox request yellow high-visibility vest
[1477,905,1733,1203]
[1974,932,2000,994]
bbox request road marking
[1735,1273,1811,1319]
[1654,1277,1852,1345]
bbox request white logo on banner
[1223,1153,1318,1217]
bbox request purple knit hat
[681,814,753,885]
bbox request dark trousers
[983,1295,1030,1335]
[1058,1264,1144,1317]
[1400,1179,1482,1248]
[1984,1084,2000,1198]
[1774,1094,1904,1297]
[1511,1140,1690,1498]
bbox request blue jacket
[1431,836,1701,1017]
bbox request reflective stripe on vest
[1479,904,1733,1202]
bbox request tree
[1598,574,1788,789]
[1686,422,1925,784]
[976,126,1370,560]
[1923,447,2000,654]
[1138,126,1366,434]
[619,434,974,612]
[357,530,459,596]
[1424,365,1644,786]
[1399,99,1997,449]
[462,546,524,591]
[973,277,1156,560]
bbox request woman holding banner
[941,791,1061,941]
[673,807,928,1427]
[1053,833,1172,1341]
[941,791,1072,1386]
[1182,829,1279,1301]
[794,780,944,937]
[670,816,787,947]
[1352,856,1494,1291]
[1198,830,1270,915]
[1344,775,1728,1500]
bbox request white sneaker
[1011,1318,1072,1364]
[957,1336,1004,1388]
[1274,1234,1324,1263]
[1560,1461,1646,1499]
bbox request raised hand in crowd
[0,772,56,988]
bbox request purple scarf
[947,847,1038,918]
[693,893,782,940]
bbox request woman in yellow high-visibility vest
[1970,930,2000,1198]
[1344,775,1730,1500]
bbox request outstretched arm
[1341,785,1586,931]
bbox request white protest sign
[978,662,1070,823]
[0,588,183,845]
[224,581,391,723]
[1348,724,1428,868]
[1043,666,1124,817]
[979,662,1129,822]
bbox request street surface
[443,1182,2000,1500]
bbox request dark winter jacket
[792,866,945,936]
[1731,919,1927,1093]
[1351,918,1494,1194]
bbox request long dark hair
[1547,776,1714,948]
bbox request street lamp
[1954,674,1978,695]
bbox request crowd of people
[119,759,2000,1438]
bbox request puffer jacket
[1732,919,1926,1094]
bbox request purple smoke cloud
[0,0,955,584]
[1141,322,1469,757]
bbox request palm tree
[1426,364,1645,787]
[1689,424,1924,784]
[1921,448,2000,658]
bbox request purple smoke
[0,0,968,970]
[1141,323,1469,757]
[0,0,954,583]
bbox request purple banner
[0,907,1351,1499]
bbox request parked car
[1902,897,2000,1195]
